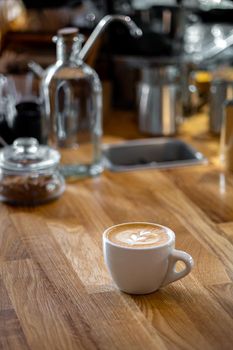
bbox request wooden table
[1,112,233,350]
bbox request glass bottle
[41,28,103,179]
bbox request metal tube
[79,15,143,61]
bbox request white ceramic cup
[103,222,194,294]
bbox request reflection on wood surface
[0,113,233,349]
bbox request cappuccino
[106,223,170,248]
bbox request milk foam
[116,228,165,246]
[107,224,170,248]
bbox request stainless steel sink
[102,138,207,172]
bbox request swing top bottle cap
[58,28,79,37]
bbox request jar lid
[0,138,60,173]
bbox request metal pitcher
[209,79,233,134]
[138,64,182,136]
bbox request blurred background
[1,0,233,141]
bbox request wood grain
[0,113,233,349]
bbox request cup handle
[161,249,194,287]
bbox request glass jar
[0,138,65,205]
[41,27,103,179]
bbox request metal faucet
[79,15,142,61]
[28,15,142,77]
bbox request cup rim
[103,222,175,250]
